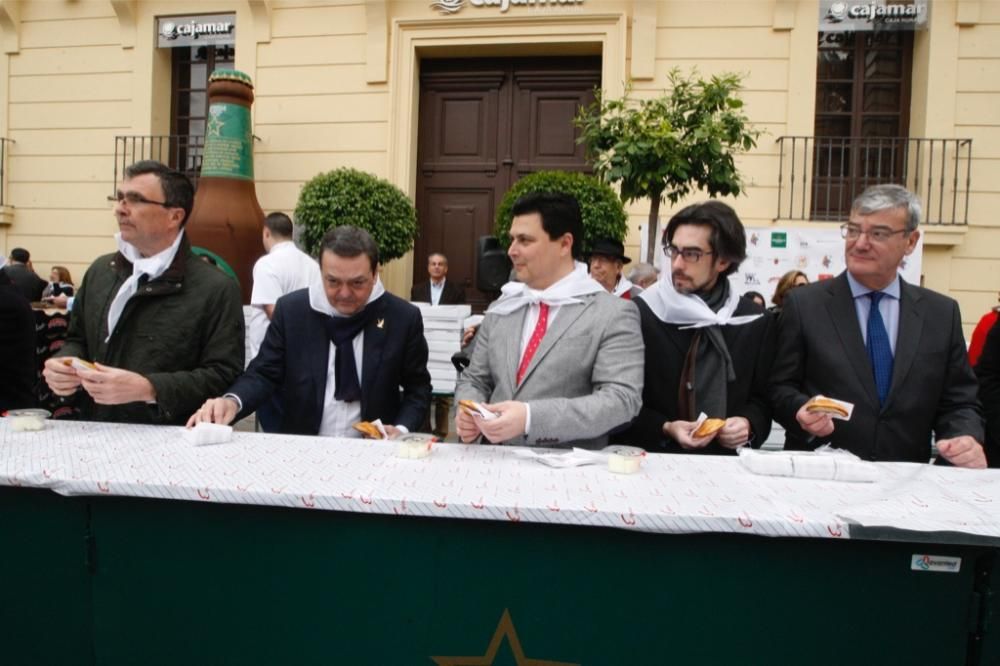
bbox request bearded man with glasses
[620,200,775,454]
[770,184,991,468]
[43,160,244,425]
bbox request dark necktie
[866,291,893,405]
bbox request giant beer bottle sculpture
[185,69,264,303]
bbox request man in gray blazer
[454,192,644,449]
[770,184,987,467]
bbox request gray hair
[851,184,922,232]
[627,262,659,285]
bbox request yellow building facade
[0,0,996,331]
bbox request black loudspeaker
[476,236,512,292]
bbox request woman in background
[42,265,74,300]
[768,270,808,313]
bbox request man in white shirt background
[247,212,321,431]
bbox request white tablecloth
[3,420,1000,542]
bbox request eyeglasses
[840,223,909,243]
[108,191,172,208]
[663,245,715,263]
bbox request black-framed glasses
[108,191,172,208]
[663,244,714,263]
[840,223,909,243]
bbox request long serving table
[2,420,999,665]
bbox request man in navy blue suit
[188,225,431,437]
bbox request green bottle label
[200,102,253,180]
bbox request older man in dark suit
[189,226,432,437]
[770,184,986,468]
[411,252,465,305]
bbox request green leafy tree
[494,170,628,255]
[575,69,760,263]
[295,168,418,263]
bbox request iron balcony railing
[775,136,972,225]
[0,137,12,206]
[112,134,205,193]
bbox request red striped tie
[516,303,549,385]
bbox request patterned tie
[516,303,549,385]
[866,291,894,405]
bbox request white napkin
[738,446,879,483]
[182,422,233,446]
[511,447,608,468]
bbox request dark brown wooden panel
[415,57,600,311]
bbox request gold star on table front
[206,115,224,137]
[431,609,578,666]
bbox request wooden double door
[414,57,600,310]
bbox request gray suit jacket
[455,291,644,449]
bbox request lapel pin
[377,318,385,329]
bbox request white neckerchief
[308,274,386,317]
[612,275,634,297]
[106,231,185,341]
[637,253,760,329]
[487,261,603,315]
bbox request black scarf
[323,296,382,402]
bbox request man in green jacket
[42,160,244,425]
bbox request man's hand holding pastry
[476,401,527,443]
[43,357,84,395]
[795,395,850,438]
[663,419,719,450]
[75,362,156,405]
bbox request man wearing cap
[4,248,47,302]
[587,238,639,299]
[188,225,432,437]
[621,200,774,454]
[454,192,644,449]
[42,160,245,425]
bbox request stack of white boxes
[415,304,472,394]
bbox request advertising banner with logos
[819,0,929,31]
[157,13,236,48]
[734,226,922,301]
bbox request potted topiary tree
[494,170,628,253]
[295,168,418,263]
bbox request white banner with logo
[157,13,236,48]
[819,0,929,32]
